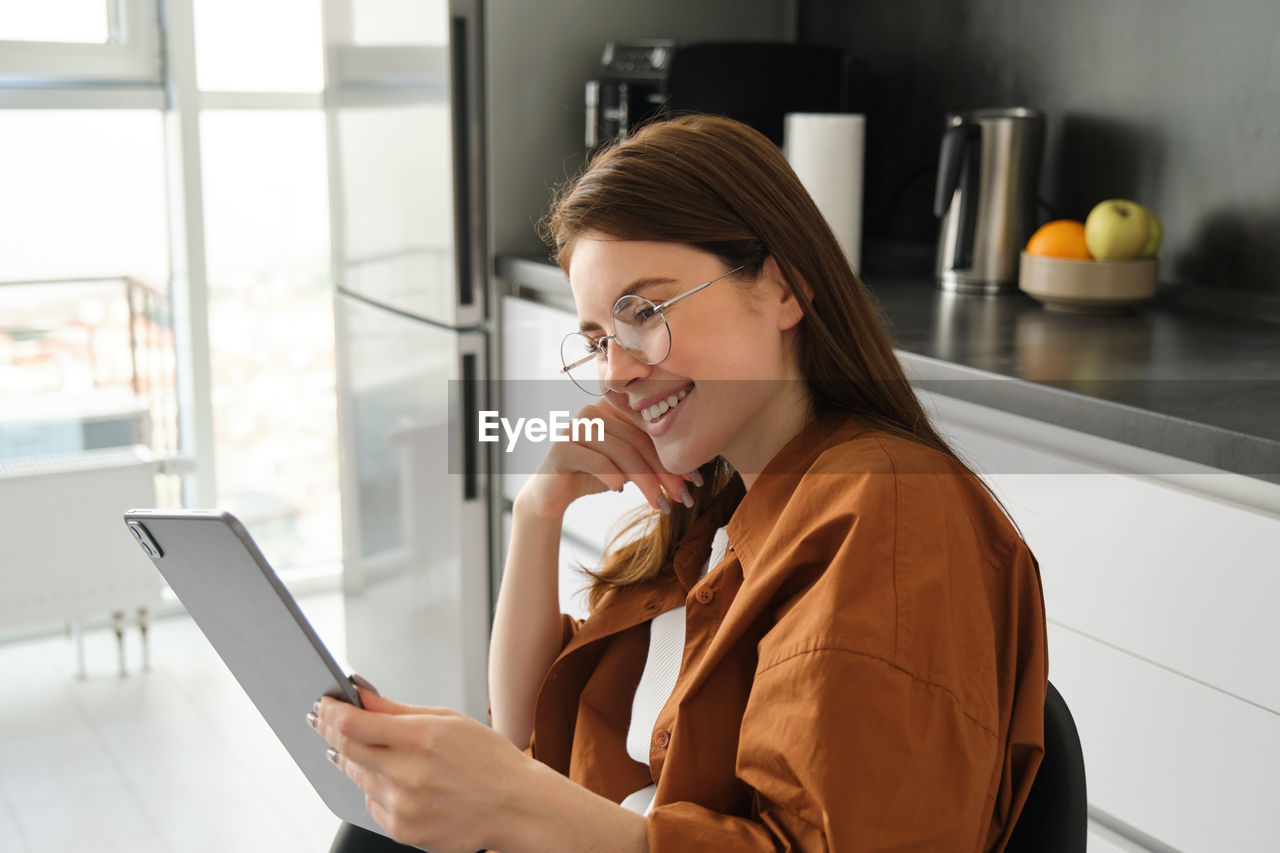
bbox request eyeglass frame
[560,264,747,390]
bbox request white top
[619,526,730,816]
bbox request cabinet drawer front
[1050,625,1280,852]
[924,393,1280,714]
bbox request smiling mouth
[642,386,690,424]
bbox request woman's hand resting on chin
[515,401,694,521]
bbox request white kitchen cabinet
[919,389,1280,853]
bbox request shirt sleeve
[493,612,583,728]
[646,649,1001,852]
[523,612,586,759]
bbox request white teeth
[643,388,689,423]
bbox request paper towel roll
[783,113,866,272]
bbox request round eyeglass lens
[612,295,671,364]
[560,332,608,396]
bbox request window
[0,1,110,43]
[0,110,169,283]
[0,108,174,469]
[200,110,337,576]
[1,0,342,583]
[192,0,323,92]
[0,0,161,84]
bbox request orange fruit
[1025,220,1093,260]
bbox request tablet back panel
[123,509,383,836]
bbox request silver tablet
[123,508,386,838]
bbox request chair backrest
[1005,681,1088,853]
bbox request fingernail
[312,700,321,717]
[351,673,380,696]
[326,748,340,765]
[688,469,704,487]
[679,485,694,508]
[307,711,318,729]
[657,495,672,515]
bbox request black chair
[1006,681,1088,853]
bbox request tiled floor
[0,594,346,852]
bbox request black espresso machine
[585,41,869,151]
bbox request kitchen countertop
[496,254,1280,486]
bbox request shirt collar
[726,414,867,570]
[672,473,744,590]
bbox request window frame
[0,0,162,85]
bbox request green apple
[1138,205,1163,258]
[1084,199,1150,260]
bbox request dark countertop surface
[496,254,1280,485]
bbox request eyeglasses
[560,265,746,396]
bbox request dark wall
[802,0,1280,294]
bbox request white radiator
[0,445,165,674]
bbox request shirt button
[694,586,714,605]
[653,729,670,749]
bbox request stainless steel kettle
[934,107,1045,293]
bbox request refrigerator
[324,0,792,721]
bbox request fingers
[565,435,674,513]
[324,746,401,837]
[313,699,530,853]
[530,401,700,516]
[330,749,455,852]
[313,695,464,765]
[314,696,445,745]
[313,700,467,848]
[323,728,387,774]
[359,689,458,718]
[357,689,410,714]
[547,441,628,493]
[571,406,692,511]
[312,699,431,827]
[312,703,394,819]
[313,697,392,751]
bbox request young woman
[314,114,1048,852]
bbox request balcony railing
[0,275,178,464]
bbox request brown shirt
[528,417,1048,851]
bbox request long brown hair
[542,114,975,612]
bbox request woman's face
[568,234,810,478]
